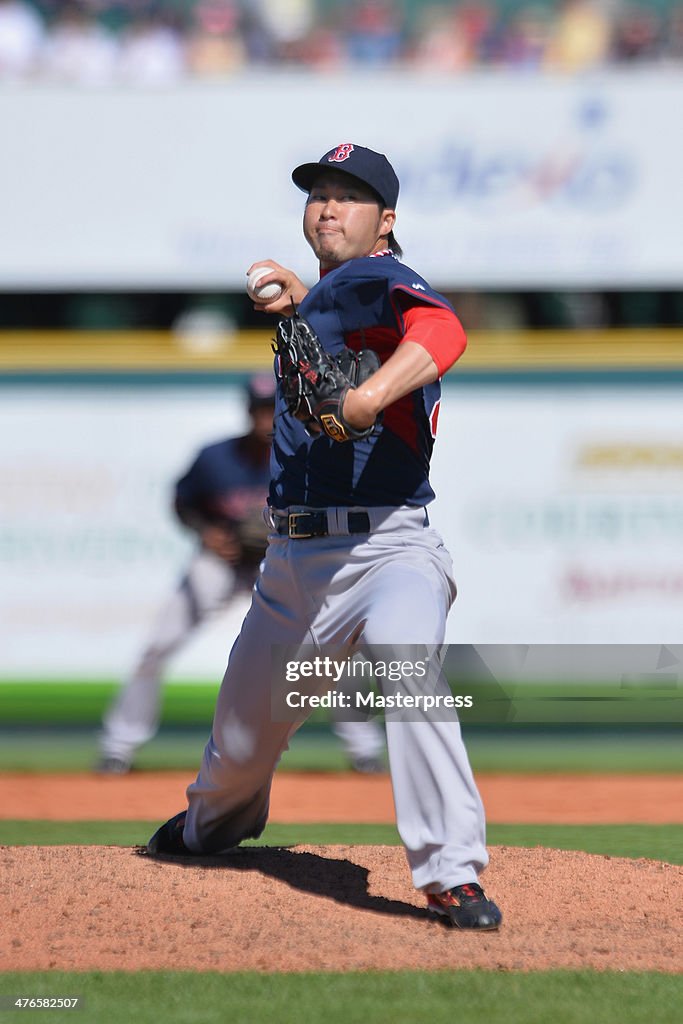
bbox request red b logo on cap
[328,144,354,164]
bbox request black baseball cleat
[351,756,385,775]
[146,810,191,856]
[95,756,131,776]
[427,882,502,930]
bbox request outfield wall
[1,346,681,679]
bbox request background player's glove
[273,313,380,442]
[234,511,269,566]
[200,524,242,563]
[201,516,269,567]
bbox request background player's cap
[246,373,276,408]
[292,144,399,210]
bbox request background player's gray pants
[183,507,489,893]
[100,548,384,765]
[100,548,239,762]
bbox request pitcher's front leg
[184,559,311,852]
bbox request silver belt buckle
[288,512,313,539]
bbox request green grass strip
[2,679,682,726]
[0,681,220,726]
[466,729,683,774]
[489,823,683,864]
[0,728,351,773]
[1,822,681,864]
[0,725,681,773]
[0,970,681,1024]
[0,821,400,848]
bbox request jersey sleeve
[394,294,467,376]
[174,453,209,531]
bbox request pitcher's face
[303,171,395,269]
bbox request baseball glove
[273,312,381,442]
[235,510,269,566]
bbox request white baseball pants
[183,507,489,892]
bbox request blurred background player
[97,373,384,775]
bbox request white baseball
[247,266,283,302]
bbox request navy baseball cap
[246,373,276,407]
[292,144,399,210]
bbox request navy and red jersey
[175,436,270,529]
[269,252,465,509]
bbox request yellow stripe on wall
[0,330,276,371]
[1,329,683,372]
[462,330,683,370]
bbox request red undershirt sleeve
[397,300,467,376]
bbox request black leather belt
[273,510,371,539]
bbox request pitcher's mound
[2,844,681,972]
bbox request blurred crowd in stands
[1,0,682,84]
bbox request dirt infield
[1,844,681,973]
[3,770,683,823]
[1,771,683,823]
[2,771,682,974]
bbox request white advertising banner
[1,381,681,679]
[430,384,683,645]
[0,386,254,678]
[1,71,682,288]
